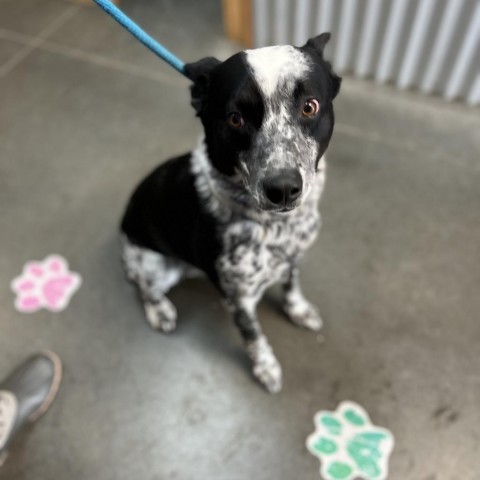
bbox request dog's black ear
[303,33,342,100]
[325,62,342,100]
[305,32,331,54]
[184,57,221,114]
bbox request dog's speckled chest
[190,142,326,299]
[216,180,322,298]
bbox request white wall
[252,0,480,106]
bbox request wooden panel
[222,0,253,48]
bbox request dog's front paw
[144,298,177,333]
[253,357,283,394]
[284,299,323,331]
[247,336,282,394]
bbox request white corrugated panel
[252,0,480,106]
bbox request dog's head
[185,33,341,213]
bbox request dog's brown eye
[227,112,244,129]
[302,99,320,117]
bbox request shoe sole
[28,350,63,423]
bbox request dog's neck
[190,138,325,224]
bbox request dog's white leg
[121,237,183,333]
[226,296,282,394]
[247,334,282,394]
[282,265,323,331]
[141,285,178,334]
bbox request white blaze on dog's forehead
[245,45,310,98]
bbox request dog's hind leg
[281,265,323,331]
[225,295,282,394]
[121,237,185,333]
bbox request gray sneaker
[0,351,62,466]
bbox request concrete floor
[1,1,479,479]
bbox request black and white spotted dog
[120,33,341,393]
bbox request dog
[120,33,341,393]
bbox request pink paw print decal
[11,255,82,313]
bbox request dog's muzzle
[262,168,303,211]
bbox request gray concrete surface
[1,1,479,479]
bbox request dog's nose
[262,169,303,208]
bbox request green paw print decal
[306,401,394,480]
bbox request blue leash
[92,0,187,77]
